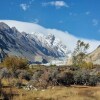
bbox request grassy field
[1,85,100,100]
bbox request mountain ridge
[0,22,68,63]
[0,20,100,53]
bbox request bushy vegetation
[0,64,99,90]
[79,61,93,69]
[2,56,28,71]
[25,66,100,90]
[0,64,99,99]
[0,47,100,99]
[87,75,98,86]
[74,69,100,86]
[74,69,90,85]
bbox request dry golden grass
[1,79,100,100]
[8,85,100,100]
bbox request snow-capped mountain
[0,20,100,53]
[31,32,68,56]
[0,22,68,62]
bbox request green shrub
[56,71,74,86]
[97,72,100,82]
[87,75,98,86]
[74,70,90,85]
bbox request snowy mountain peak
[31,32,68,56]
[46,33,55,45]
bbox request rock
[0,48,7,62]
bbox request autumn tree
[2,56,28,71]
[72,40,89,67]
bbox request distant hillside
[85,45,100,65]
[67,45,100,65]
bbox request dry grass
[7,86,99,100]
[1,79,100,100]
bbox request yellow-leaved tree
[2,56,28,71]
[72,40,93,68]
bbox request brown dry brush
[0,78,9,100]
[0,75,13,100]
[7,77,13,100]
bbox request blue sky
[0,0,100,40]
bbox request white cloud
[92,19,99,26]
[42,1,69,8]
[0,20,99,53]
[20,3,29,11]
[20,0,34,11]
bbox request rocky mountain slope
[85,45,100,65]
[0,48,7,62]
[0,22,68,62]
